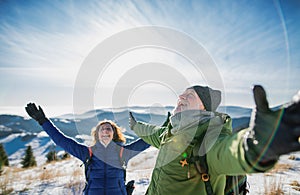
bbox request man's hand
[25,103,48,125]
[129,111,137,129]
[245,85,300,163]
[161,112,171,127]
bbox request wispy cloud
[0,0,299,116]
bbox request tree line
[0,143,70,174]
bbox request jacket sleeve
[132,122,166,148]
[207,129,276,175]
[123,139,150,160]
[42,120,89,162]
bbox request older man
[129,85,300,195]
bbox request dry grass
[129,154,156,169]
[0,157,87,194]
[264,177,284,195]
[290,180,300,192]
[129,158,145,167]
[66,167,84,187]
[66,181,84,194]
[65,165,85,194]
[7,166,23,173]
[266,163,293,175]
[39,158,78,181]
[22,173,34,183]
[0,168,14,195]
[263,162,295,194]
[40,167,57,181]
[288,155,296,160]
[39,159,86,194]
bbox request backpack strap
[88,146,93,158]
[81,146,93,192]
[119,146,125,167]
[84,147,93,181]
[118,146,135,195]
[199,154,214,195]
[188,138,214,195]
[118,146,127,181]
[190,153,214,195]
[85,147,93,182]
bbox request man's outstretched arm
[244,85,300,168]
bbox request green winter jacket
[132,110,276,195]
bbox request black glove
[161,111,171,127]
[129,111,137,130]
[25,103,48,125]
[245,85,300,163]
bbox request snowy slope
[1,146,299,194]
[1,106,299,194]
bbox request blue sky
[0,0,300,117]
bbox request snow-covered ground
[1,146,300,194]
[247,153,300,195]
[0,107,299,194]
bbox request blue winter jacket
[42,120,150,195]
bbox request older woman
[25,103,149,195]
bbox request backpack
[81,146,135,195]
[188,138,249,195]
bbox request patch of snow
[58,119,71,123]
[37,131,49,138]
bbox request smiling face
[98,123,114,145]
[173,88,205,114]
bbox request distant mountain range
[0,106,252,166]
